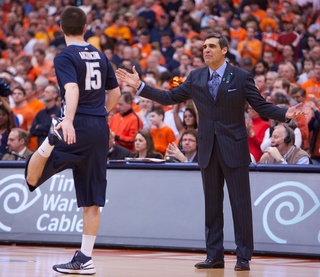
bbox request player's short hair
[60,7,87,36]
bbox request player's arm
[61,82,79,144]
[105,86,121,113]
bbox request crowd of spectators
[0,0,319,164]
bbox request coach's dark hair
[205,33,229,51]
[60,7,87,36]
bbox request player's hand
[115,66,141,89]
[57,118,76,144]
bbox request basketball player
[25,6,121,274]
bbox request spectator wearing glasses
[166,129,198,162]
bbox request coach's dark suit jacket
[140,63,287,169]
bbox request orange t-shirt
[252,9,266,22]
[237,39,262,66]
[12,105,37,150]
[27,98,45,115]
[33,60,54,79]
[109,111,143,151]
[230,27,247,43]
[132,43,152,60]
[301,77,320,101]
[261,32,279,59]
[150,125,175,155]
[296,114,309,151]
[104,25,133,45]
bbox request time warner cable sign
[0,171,95,236]
[0,167,320,255]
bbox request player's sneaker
[52,250,96,275]
[48,117,64,145]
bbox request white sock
[80,235,96,257]
[38,138,54,157]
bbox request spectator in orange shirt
[46,15,60,41]
[250,1,266,22]
[260,17,279,61]
[149,106,175,155]
[268,0,282,15]
[239,5,259,29]
[132,29,152,70]
[291,87,314,123]
[270,84,310,151]
[301,60,320,101]
[11,86,36,150]
[237,26,262,66]
[15,55,41,82]
[33,49,54,79]
[280,0,295,23]
[301,2,317,28]
[87,24,105,51]
[109,92,143,151]
[104,14,133,45]
[35,19,52,46]
[230,14,246,43]
[11,39,27,64]
[24,80,45,115]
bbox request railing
[0,161,319,257]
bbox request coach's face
[202,37,227,70]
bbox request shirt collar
[18,147,27,156]
[208,61,227,78]
[186,151,197,162]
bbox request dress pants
[200,138,254,261]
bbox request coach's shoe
[234,258,250,271]
[195,259,225,269]
[52,250,96,275]
[48,117,64,145]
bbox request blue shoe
[52,250,96,275]
[48,117,64,145]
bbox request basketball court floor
[1,245,319,276]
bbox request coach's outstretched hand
[285,102,306,119]
[115,66,141,89]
